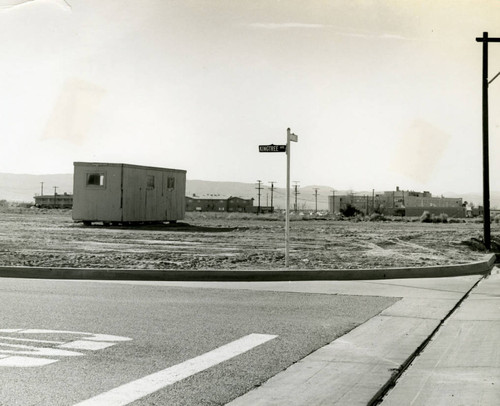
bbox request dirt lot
[0,208,496,271]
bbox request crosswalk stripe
[73,333,277,406]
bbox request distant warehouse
[72,162,186,225]
[329,187,465,218]
[34,193,73,209]
[185,195,256,212]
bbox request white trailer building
[72,162,186,225]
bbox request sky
[1,0,500,195]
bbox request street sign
[259,144,286,153]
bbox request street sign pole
[286,129,291,267]
[285,128,298,268]
[259,131,297,268]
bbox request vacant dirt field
[0,208,496,271]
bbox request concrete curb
[0,254,496,281]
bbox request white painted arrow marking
[74,333,278,406]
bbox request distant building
[185,195,255,212]
[34,193,73,209]
[329,187,465,217]
[72,162,186,225]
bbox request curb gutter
[0,254,495,282]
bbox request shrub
[420,211,432,223]
[369,213,385,222]
[340,204,361,218]
[495,214,500,224]
[439,213,448,223]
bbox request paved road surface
[0,278,396,405]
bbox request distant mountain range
[0,172,496,210]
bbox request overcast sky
[1,0,500,194]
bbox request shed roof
[73,162,186,174]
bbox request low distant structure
[34,193,73,209]
[329,187,465,218]
[72,162,186,225]
[185,195,255,212]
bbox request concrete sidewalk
[221,270,499,405]
[379,267,500,405]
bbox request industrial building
[72,162,186,225]
[34,193,73,209]
[185,195,255,212]
[329,187,465,218]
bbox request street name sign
[259,144,286,153]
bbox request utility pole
[314,188,319,213]
[293,181,300,212]
[256,180,263,214]
[40,182,44,196]
[331,189,335,214]
[268,181,276,213]
[476,32,500,250]
[53,186,58,207]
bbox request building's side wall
[185,198,227,212]
[405,196,463,208]
[405,206,465,218]
[121,166,185,222]
[162,169,186,221]
[34,194,73,209]
[227,198,254,212]
[72,163,123,221]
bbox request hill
[0,173,73,202]
[0,172,495,210]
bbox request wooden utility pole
[256,180,263,214]
[293,182,300,212]
[476,32,500,250]
[53,186,58,206]
[314,188,319,213]
[269,181,276,213]
[372,189,375,214]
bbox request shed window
[87,173,105,187]
[147,175,155,189]
[167,176,175,189]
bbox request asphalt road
[0,278,397,405]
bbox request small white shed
[72,162,186,225]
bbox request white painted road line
[0,336,65,344]
[0,355,58,367]
[0,342,83,357]
[58,340,116,351]
[0,329,133,368]
[73,333,278,406]
[0,329,133,343]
